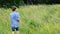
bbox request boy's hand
[17,20,19,22]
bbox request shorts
[12,27,19,31]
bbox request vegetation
[0,0,24,7]
[0,0,60,7]
[0,5,60,34]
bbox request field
[0,5,60,34]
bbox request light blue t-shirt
[10,11,20,27]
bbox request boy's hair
[12,6,17,11]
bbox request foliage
[0,0,60,7]
[23,0,60,4]
[0,5,60,34]
[0,0,24,7]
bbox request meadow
[0,5,60,34]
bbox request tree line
[24,0,60,4]
[0,0,60,7]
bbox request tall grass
[0,5,60,34]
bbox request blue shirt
[10,11,20,27]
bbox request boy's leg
[12,27,15,34]
[16,27,20,34]
[12,31,14,34]
[16,31,19,34]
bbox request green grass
[0,5,60,34]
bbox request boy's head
[12,6,17,11]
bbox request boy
[10,6,20,34]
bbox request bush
[0,0,60,8]
[0,0,24,7]
[23,0,60,5]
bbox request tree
[0,0,24,7]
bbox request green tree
[0,0,24,7]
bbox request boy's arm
[17,13,20,22]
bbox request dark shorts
[12,27,19,31]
